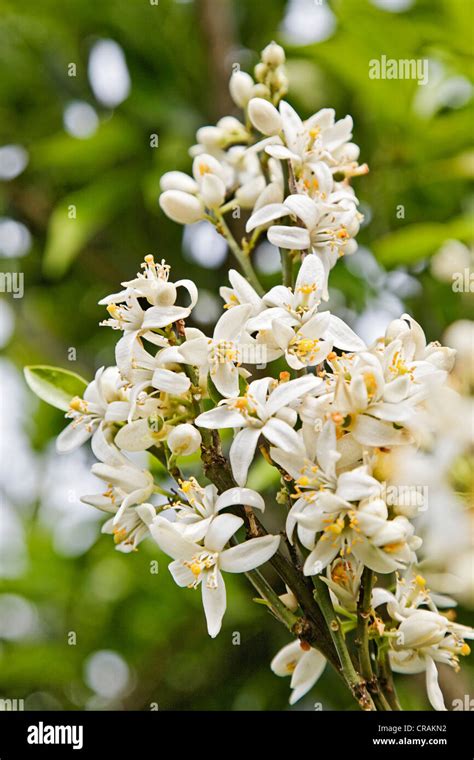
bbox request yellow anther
[69,396,87,412]
[461,643,471,656]
[415,575,426,588]
[382,541,405,554]
[363,371,378,399]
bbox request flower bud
[248,97,282,136]
[253,181,284,211]
[168,424,202,456]
[229,70,254,108]
[196,125,224,148]
[254,62,267,83]
[261,42,286,67]
[358,497,388,521]
[159,190,204,225]
[200,173,226,208]
[155,281,177,307]
[251,83,271,100]
[235,176,266,209]
[396,611,447,649]
[160,171,199,194]
[192,153,226,182]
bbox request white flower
[56,366,129,453]
[177,304,256,398]
[168,424,202,456]
[252,101,364,179]
[272,420,420,574]
[102,503,156,553]
[151,514,280,637]
[219,268,264,316]
[389,611,473,712]
[321,558,364,613]
[163,478,265,542]
[245,255,365,361]
[271,640,326,705]
[372,574,474,710]
[81,429,155,524]
[196,374,322,486]
[319,316,457,449]
[246,192,361,262]
[121,255,198,311]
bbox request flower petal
[204,513,244,552]
[150,520,200,561]
[229,427,262,486]
[284,194,320,230]
[246,203,288,233]
[268,225,310,250]
[152,368,190,394]
[215,487,265,513]
[264,374,321,418]
[290,649,326,705]
[263,417,305,456]
[425,657,447,711]
[196,405,246,429]
[202,568,227,638]
[326,314,366,351]
[220,534,280,572]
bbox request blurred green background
[0,0,473,710]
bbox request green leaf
[372,214,473,266]
[42,169,138,278]
[24,365,88,411]
[207,374,224,405]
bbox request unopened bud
[160,171,199,194]
[229,70,255,108]
[261,41,286,67]
[248,97,282,136]
[168,424,202,456]
[159,190,204,225]
[200,173,226,209]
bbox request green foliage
[24,365,88,411]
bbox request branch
[356,568,392,711]
[313,575,376,711]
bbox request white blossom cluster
[27,42,472,712]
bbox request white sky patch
[88,39,131,108]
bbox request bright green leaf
[24,365,88,411]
